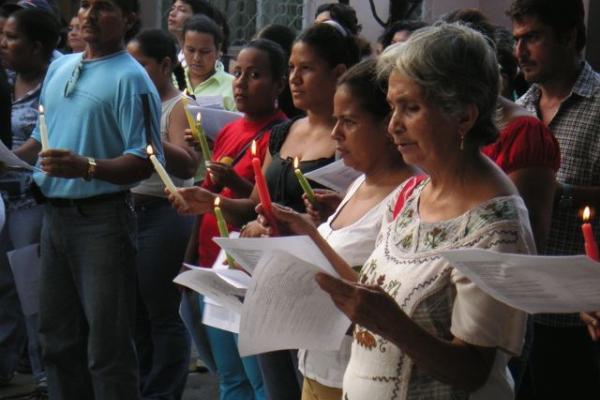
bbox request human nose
[289,67,300,85]
[330,120,343,141]
[387,110,402,138]
[234,73,247,89]
[514,38,526,59]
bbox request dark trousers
[257,350,302,400]
[39,198,140,400]
[134,200,193,400]
[527,323,600,399]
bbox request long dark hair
[295,23,360,69]
[131,29,186,91]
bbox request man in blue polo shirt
[14,0,162,398]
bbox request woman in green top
[182,15,235,111]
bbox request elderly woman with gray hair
[264,23,535,399]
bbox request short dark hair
[10,8,60,61]
[378,19,428,48]
[506,0,586,52]
[315,2,361,35]
[295,23,360,70]
[243,39,287,83]
[337,58,390,122]
[183,14,223,51]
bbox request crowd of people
[0,0,598,399]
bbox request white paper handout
[304,159,361,193]
[187,105,242,141]
[7,243,41,316]
[202,297,241,334]
[0,140,37,171]
[174,266,247,314]
[237,251,351,356]
[213,235,335,275]
[441,248,600,314]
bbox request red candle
[582,206,599,261]
[251,140,278,234]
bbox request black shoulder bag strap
[228,118,285,167]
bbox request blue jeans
[200,299,265,400]
[38,196,139,400]
[0,204,44,382]
[134,199,192,400]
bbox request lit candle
[294,157,316,204]
[251,140,277,233]
[582,206,599,261]
[214,197,236,268]
[146,145,186,206]
[196,112,212,163]
[38,105,49,152]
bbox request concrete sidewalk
[0,367,219,400]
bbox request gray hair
[377,23,499,147]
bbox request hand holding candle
[582,206,599,261]
[251,140,278,234]
[294,157,316,204]
[147,145,186,207]
[213,197,236,268]
[181,91,200,141]
[196,112,212,163]
[38,105,49,152]
[581,206,600,340]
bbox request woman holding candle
[179,39,288,400]
[170,23,361,400]
[261,24,536,399]
[0,8,59,391]
[126,29,200,400]
[259,58,419,400]
[182,15,235,111]
[181,14,235,183]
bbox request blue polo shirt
[32,51,163,199]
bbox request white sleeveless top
[132,94,194,197]
[298,174,402,388]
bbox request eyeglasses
[64,55,84,98]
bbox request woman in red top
[183,38,287,400]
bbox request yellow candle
[38,105,49,152]
[214,197,236,268]
[196,112,212,163]
[181,91,200,140]
[146,145,186,205]
[294,157,316,204]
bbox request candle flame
[39,105,44,113]
[583,206,591,222]
[214,196,221,207]
[294,157,299,169]
[196,112,202,123]
[146,145,154,155]
[251,140,257,156]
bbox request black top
[266,117,335,212]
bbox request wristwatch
[558,183,573,209]
[83,157,97,181]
